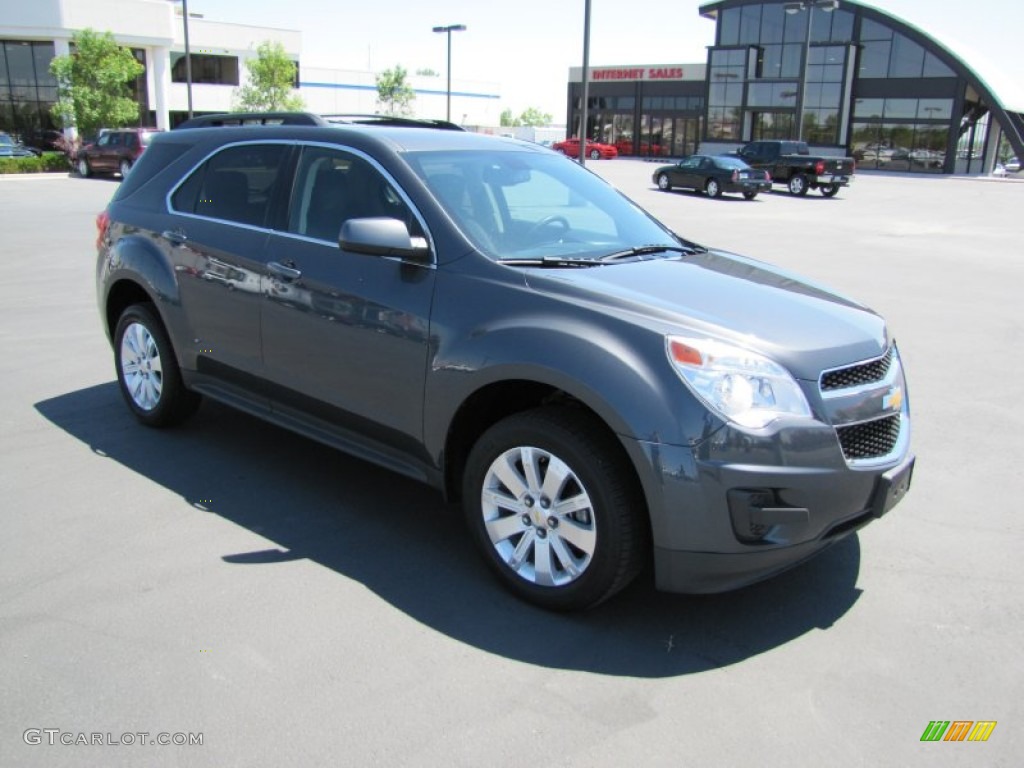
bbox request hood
[524,249,888,380]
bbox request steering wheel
[526,215,571,241]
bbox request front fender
[423,303,724,465]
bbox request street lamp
[432,24,466,122]
[784,0,838,143]
[172,0,194,119]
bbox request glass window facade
[697,1,973,172]
[172,52,240,85]
[0,41,58,137]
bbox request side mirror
[339,217,432,264]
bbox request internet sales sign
[590,67,685,81]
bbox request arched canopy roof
[698,0,1023,113]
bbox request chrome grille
[836,415,901,460]
[821,347,893,391]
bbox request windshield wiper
[598,244,702,262]
[497,256,604,268]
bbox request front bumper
[621,432,914,594]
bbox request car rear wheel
[657,173,672,191]
[742,190,758,200]
[119,158,132,177]
[590,148,601,160]
[788,174,809,196]
[820,184,840,198]
[77,157,91,177]
[462,407,646,611]
[114,303,200,427]
[705,178,722,198]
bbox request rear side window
[171,143,288,227]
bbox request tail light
[814,160,825,175]
[731,169,739,182]
[763,170,771,181]
[96,209,110,250]
[852,158,857,172]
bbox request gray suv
[95,114,914,610]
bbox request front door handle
[268,261,302,281]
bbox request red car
[77,128,161,178]
[551,138,618,160]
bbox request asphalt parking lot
[2,164,1021,767]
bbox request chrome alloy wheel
[119,321,164,411]
[480,445,597,587]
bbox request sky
[190,0,1024,120]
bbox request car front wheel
[590,148,601,160]
[77,157,91,177]
[114,303,200,427]
[705,178,722,198]
[657,173,672,191]
[119,158,132,177]
[788,174,809,196]
[462,407,646,611]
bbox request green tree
[234,41,304,112]
[416,68,439,77]
[376,65,415,116]
[49,29,144,139]
[518,107,553,126]
[499,109,520,127]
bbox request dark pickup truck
[734,140,855,197]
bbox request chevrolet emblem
[883,387,903,412]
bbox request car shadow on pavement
[36,383,863,678]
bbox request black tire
[590,148,601,160]
[705,178,722,198]
[114,303,200,427]
[77,157,91,177]
[119,158,132,177]
[787,174,809,196]
[462,407,646,611]
[657,173,672,191]
[820,184,840,198]
[742,190,758,200]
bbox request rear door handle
[162,229,187,246]
[268,261,302,281]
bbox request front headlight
[665,335,812,429]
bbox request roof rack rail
[173,111,465,131]
[320,114,465,131]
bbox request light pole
[173,0,194,119]
[578,0,592,167]
[784,0,838,142]
[432,24,466,122]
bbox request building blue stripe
[300,80,500,100]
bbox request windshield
[0,133,14,147]
[407,149,678,261]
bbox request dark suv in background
[95,113,914,610]
[78,127,160,177]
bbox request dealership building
[568,0,1023,174]
[0,0,499,138]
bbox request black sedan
[653,155,771,200]
[0,131,41,158]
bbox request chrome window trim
[164,138,437,265]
